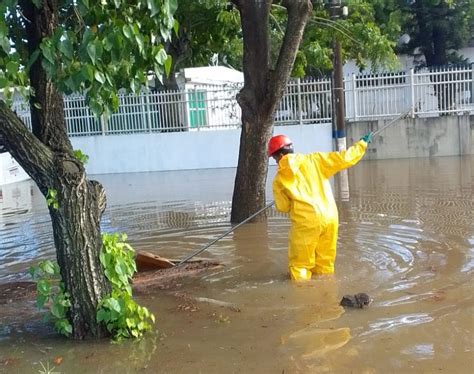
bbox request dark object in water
[135,251,175,272]
[340,293,372,308]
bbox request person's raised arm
[313,133,372,178]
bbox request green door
[188,91,207,128]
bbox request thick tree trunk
[0,1,112,339]
[230,0,312,223]
[0,104,111,339]
[49,155,110,338]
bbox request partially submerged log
[132,259,221,292]
[0,253,220,303]
[135,251,175,272]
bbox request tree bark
[20,0,73,153]
[0,1,112,339]
[230,0,312,223]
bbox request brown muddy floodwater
[0,156,473,373]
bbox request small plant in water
[29,260,72,337]
[97,233,155,340]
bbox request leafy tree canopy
[0,0,178,114]
[164,0,400,80]
[374,0,474,66]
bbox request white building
[0,152,30,186]
[176,66,244,130]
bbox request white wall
[71,123,333,175]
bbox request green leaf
[6,61,18,75]
[94,70,106,84]
[163,0,178,16]
[135,34,145,54]
[36,293,48,309]
[122,25,133,39]
[81,65,94,82]
[0,36,9,54]
[40,260,56,275]
[81,0,90,9]
[97,308,111,322]
[40,42,55,64]
[89,97,103,117]
[26,49,41,71]
[37,280,51,296]
[41,59,56,78]
[109,298,122,313]
[155,48,167,65]
[0,77,7,89]
[173,19,179,36]
[164,55,172,77]
[147,0,159,16]
[51,302,65,318]
[87,43,97,64]
[59,38,74,60]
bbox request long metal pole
[372,109,412,137]
[176,201,275,266]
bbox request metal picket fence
[10,64,474,136]
[345,64,474,119]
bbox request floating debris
[340,293,372,308]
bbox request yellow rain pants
[272,140,368,281]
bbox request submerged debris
[339,293,372,309]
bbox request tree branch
[268,0,312,107]
[237,0,273,111]
[0,101,54,191]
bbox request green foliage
[1,0,178,114]
[29,260,73,337]
[46,188,59,210]
[390,0,474,66]
[97,233,155,340]
[73,149,89,165]
[160,0,242,85]
[294,1,400,75]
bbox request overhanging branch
[0,100,54,190]
[269,0,312,106]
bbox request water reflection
[0,156,472,373]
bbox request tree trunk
[230,0,312,223]
[49,156,110,338]
[0,1,112,339]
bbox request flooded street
[0,156,473,373]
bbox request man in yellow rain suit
[268,133,372,281]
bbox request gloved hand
[360,132,373,144]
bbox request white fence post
[100,115,107,136]
[471,64,474,105]
[410,68,416,118]
[352,73,357,121]
[144,91,152,133]
[297,78,303,125]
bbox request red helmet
[267,134,293,157]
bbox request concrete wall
[345,114,473,160]
[3,114,471,180]
[71,123,333,175]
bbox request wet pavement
[0,156,473,373]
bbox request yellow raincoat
[272,140,368,281]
